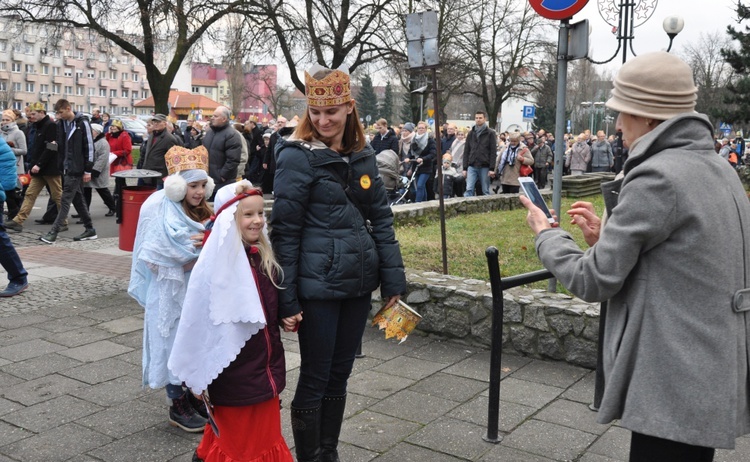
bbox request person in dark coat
[408,121,437,202]
[140,113,179,189]
[202,106,243,196]
[463,111,497,196]
[370,118,399,154]
[270,66,406,462]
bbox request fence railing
[483,246,606,443]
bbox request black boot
[169,392,207,433]
[187,391,209,419]
[291,405,321,462]
[320,395,347,462]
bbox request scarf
[475,123,488,136]
[1,122,17,134]
[498,143,520,176]
[413,132,429,152]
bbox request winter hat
[402,122,415,133]
[606,51,697,121]
[90,123,104,134]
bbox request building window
[64,68,72,77]
[110,71,117,80]
[25,64,35,74]
[132,91,138,99]
[99,71,106,79]
[143,90,149,99]
[110,89,117,97]
[0,62,6,70]
[24,44,33,55]
[76,50,84,59]
[12,82,21,91]
[41,65,49,75]
[11,63,21,73]
[52,84,60,94]
[40,84,49,93]
[121,73,128,81]
[88,88,95,96]
[0,40,7,52]
[192,86,199,93]
[53,67,60,76]
[26,83,35,93]
[0,82,6,91]
[100,88,106,96]
[87,70,95,79]
[13,102,22,110]
[121,89,128,98]
[132,73,138,82]
[64,86,73,95]
[52,49,61,58]
[76,86,84,96]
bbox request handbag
[520,164,533,177]
[18,173,31,186]
[111,156,133,173]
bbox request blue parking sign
[523,106,536,119]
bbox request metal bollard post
[484,247,504,443]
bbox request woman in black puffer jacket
[270,66,406,462]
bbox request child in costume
[169,180,293,462]
[128,145,214,432]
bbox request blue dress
[128,190,204,389]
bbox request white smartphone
[518,177,555,224]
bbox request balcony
[25,72,38,82]
[86,59,97,69]
[10,50,22,61]
[108,61,118,70]
[23,33,36,44]
[98,78,110,87]
[98,42,108,52]
[64,56,79,67]
[0,70,9,81]
[52,75,64,84]
[39,54,51,64]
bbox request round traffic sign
[529,0,589,20]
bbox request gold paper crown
[165,145,209,175]
[305,69,351,107]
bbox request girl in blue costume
[128,145,214,433]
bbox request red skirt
[196,396,293,462]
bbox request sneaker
[169,393,207,433]
[4,221,22,233]
[71,214,80,219]
[40,231,57,244]
[34,219,53,225]
[0,281,28,297]
[73,228,97,241]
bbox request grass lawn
[395,194,605,288]
[132,146,141,166]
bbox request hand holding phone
[519,177,555,224]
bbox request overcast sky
[573,0,740,72]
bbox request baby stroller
[388,165,418,206]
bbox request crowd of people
[2,52,750,462]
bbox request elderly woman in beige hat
[521,51,750,461]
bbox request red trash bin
[119,186,156,251]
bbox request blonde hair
[233,185,284,288]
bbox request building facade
[0,17,193,115]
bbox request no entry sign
[528,0,589,20]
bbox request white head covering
[168,180,267,394]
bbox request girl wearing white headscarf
[169,180,293,462]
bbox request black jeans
[83,186,116,211]
[292,294,371,409]
[629,432,715,462]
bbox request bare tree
[681,31,735,127]
[0,0,266,113]
[245,0,401,93]
[451,0,553,128]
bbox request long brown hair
[182,197,213,223]
[292,70,366,154]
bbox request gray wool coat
[535,113,750,449]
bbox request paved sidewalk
[1,237,749,461]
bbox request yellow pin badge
[360,174,371,190]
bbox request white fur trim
[164,174,187,202]
[205,177,215,199]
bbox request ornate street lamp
[590,0,684,64]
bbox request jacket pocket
[605,302,629,367]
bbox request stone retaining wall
[377,270,600,369]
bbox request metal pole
[431,67,448,275]
[548,19,569,294]
[484,247,504,443]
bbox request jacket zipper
[251,262,278,397]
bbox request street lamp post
[411,85,428,121]
[590,0,684,65]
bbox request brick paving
[0,237,749,461]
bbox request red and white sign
[528,0,589,20]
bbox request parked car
[114,117,148,145]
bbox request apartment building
[0,17,155,114]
